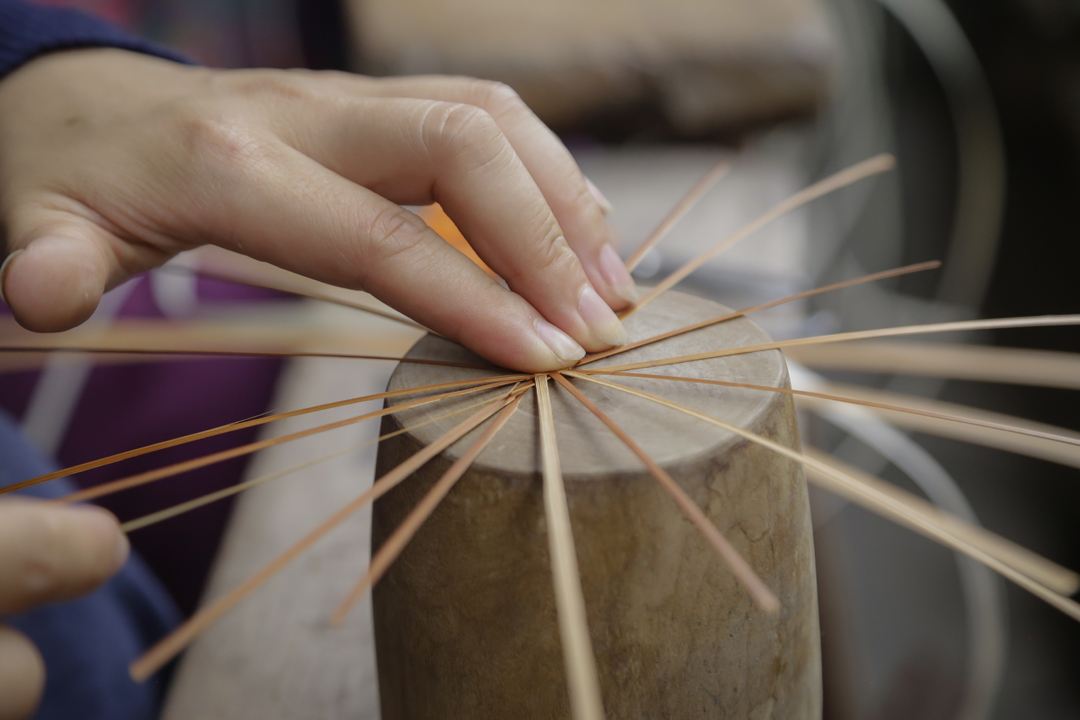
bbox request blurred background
[3,1,1078,718]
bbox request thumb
[1,221,112,332]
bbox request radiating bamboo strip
[129,394,515,682]
[583,260,940,365]
[535,375,606,720]
[60,380,518,504]
[625,154,896,317]
[597,371,1080,458]
[0,342,480,367]
[2,374,525,496]
[787,341,1080,391]
[802,449,1080,596]
[168,247,428,331]
[550,372,779,612]
[120,384,524,533]
[803,381,1080,470]
[585,315,1080,375]
[623,159,731,272]
[568,373,1080,622]
[330,391,525,624]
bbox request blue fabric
[0,412,181,720]
[0,0,188,79]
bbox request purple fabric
[2,410,181,720]
[0,275,286,613]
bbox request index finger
[326,74,639,309]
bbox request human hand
[0,499,129,720]
[0,49,638,371]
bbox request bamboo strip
[0,343,481,368]
[802,449,1079,596]
[129,394,515,682]
[804,381,1080,471]
[583,260,940,365]
[330,391,525,624]
[59,380,518,504]
[625,154,896,317]
[168,248,427,331]
[535,375,606,720]
[120,384,524,533]
[2,374,525,496]
[598,372,1080,456]
[567,373,1080,622]
[787,341,1080,391]
[550,373,779,612]
[585,315,1080,375]
[623,159,731,272]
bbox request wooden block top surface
[386,289,788,478]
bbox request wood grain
[372,290,821,718]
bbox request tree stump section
[373,289,821,719]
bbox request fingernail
[578,285,627,347]
[533,317,585,365]
[598,244,638,304]
[586,177,613,215]
[75,506,130,571]
[0,249,24,306]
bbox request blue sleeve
[0,0,189,79]
[0,412,182,720]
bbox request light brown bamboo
[787,341,1080,391]
[168,248,428,331]
[330,391,525,624]
[596,371,1080,456]
[802,381,1080,470]
[120,384,524,533]
[535,375,606,720]
[2,374,525,496]
[623,159,731,272]
[585,315,1080,374]
[583,260,940,365]
[625,154,896,318]
[550,372,779,612]
[129,394,515,682]
[802,449,1080,596]
[60,380,518,504]
[567,373,1080,623]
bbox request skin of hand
[0,49,640,371]
[0,499,129,720]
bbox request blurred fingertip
[70,505,129,574]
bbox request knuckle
[180,112,260,162]
[177,111,276,180]
[361,206,431,277]
[533,227,577,277]
[471,80,528,121]
[421,102,503,161]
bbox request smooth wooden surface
[373,289,822,718]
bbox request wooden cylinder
[372,289,821,719]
